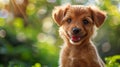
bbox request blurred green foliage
[105,55,120,67]
[0,0,120,67]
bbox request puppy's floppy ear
[52,4,70,26]
[90,6,106,28]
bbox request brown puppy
[52,4,106,67]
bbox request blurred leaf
[0,64,3,67]
[32,63,41,67]
[13,18,24,29]
[26,4,36,16]
[0,18,5,26]
[105,55,120,67]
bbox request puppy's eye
[67,18,72,23]
[83,19,89,25]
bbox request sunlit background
[0,0,120,67]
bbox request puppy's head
[52,4,106,45]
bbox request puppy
[52,4,106,67]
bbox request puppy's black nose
[72,28,80,34]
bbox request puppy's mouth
[70,35,81,42]
[67,33,86,45]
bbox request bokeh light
[0,0,9,5]
[0,29,6,38]
[42,17,53,33]
[102,42,111,53]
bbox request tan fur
[5,0,28,26]
[52,4,106,67]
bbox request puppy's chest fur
[60,43,100,67]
